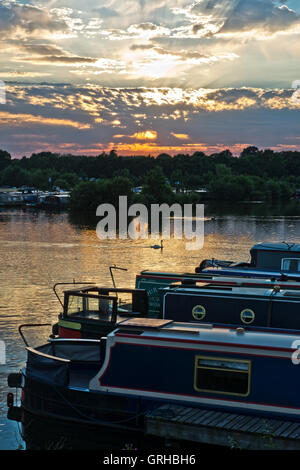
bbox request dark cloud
[134,22,159,31]
[0,2,68,38]
[130,43,209,60]
[190,0,300,35]
[221,0,300,34]
[20,55,96,64]
[130,44,154,50]
[1,83,299,157]
[19,44,68,56]
[15,44,97,65]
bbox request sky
[0,0,300,157]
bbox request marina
[0,188,70,209]
[2,206,300,451]
[2,0,300,455]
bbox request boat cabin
[198,242,300,276]
[135,269,300,316]
[160,282,300,332]
[250,243,300,271]
[56,285,148,339]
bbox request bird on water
[151,240,163,250]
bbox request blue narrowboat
[135,242,300,315]
[7,317,300,443]
[198,242,300,278]
[50,278,300,340]
[160,283,300,332]
[136,272,300,317]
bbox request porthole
[192,305,206,321]
[240,308,255,325]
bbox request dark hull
[19,406,146,451]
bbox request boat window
[240,309,255,325]
[192,305,206,321]
[67,295,84,314]
[66,294,114,320]
[194,356,251,396]
[281,258,300,272]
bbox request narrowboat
[135,242,300,315]
[0,190,24,207]
[7,318,300,447]
[136,270,300,316]
[160,282,300,332]
[197,242,300,278]
[38,193,70,210]
[51,277,300,339]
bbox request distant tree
[0,149,11,171]
[240,146,259,158]
[70,176,133,213]
[141,166,174,205]
[53,178,71,190]
[0,149,11,160]
[0,165,29,187]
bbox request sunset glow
[0,1,300,157]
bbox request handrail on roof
[53,281,96,308]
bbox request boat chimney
[236,327,245,335]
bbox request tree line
[0,146,299,210]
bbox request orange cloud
[171,133,190,140]
[113,130,157,140]
[0,111,90,129]
[132,130,157,140]
[107,141,209,155]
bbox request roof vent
[236,327,245,335]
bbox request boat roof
[211,276,300,285]
[162,285,300,298]
[251,242,300,252]
[114,318,300,350]
[63,285,146,295]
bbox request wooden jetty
[145,405,300,450]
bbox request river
[1,202,300,449]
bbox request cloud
[20,55,96,65]
[220,0,300,35]
[189,0,300,37]
[1,83,300,157]
[0,111,91,130]
[130,43,237,63]
[171,133,190,140]
[0,71,52,78]
[0,2,68,39]
[11,43,97,65]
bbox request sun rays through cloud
[0,1,300,156]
